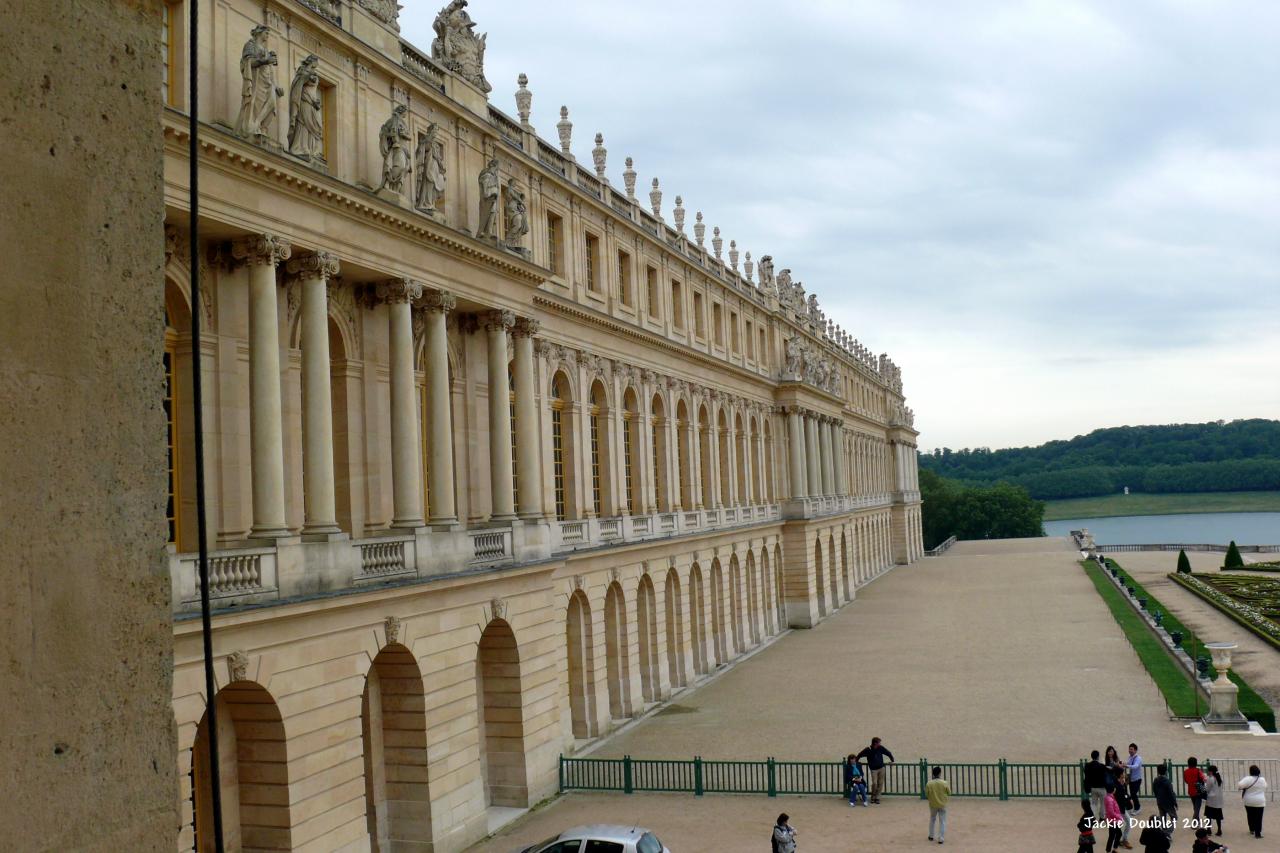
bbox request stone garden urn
[1202,642,1249,730]
[1170,631,1183,648]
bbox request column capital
[231,233,292,266]
[511,316,541,338]
[285,250,340,280]
[419,289,457,314]
[377,278,423,304]
[484,308,516,331]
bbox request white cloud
[402,0,1280,449]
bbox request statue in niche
[476,158,500,239]
[502,178,529,253]
[287,55,323,160]
[236,26,284,141]
[431,1,492,93]
[413,122,447,212]
[376,104,412,194]
[784,335,803,378]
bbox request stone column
[486,309,517,521]
[420,290,457,524]
[708,414,723,508]
[512,317,542,519]
[804,414,821,499]
[834,427,847,496]
[287,251,341,534]
[233,234,292,538]
[820,417,835,496]
[379,278,425,529]
[787,407,806,499]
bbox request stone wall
[0,0,175,846]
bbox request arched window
[734,413,747,507]
[550,372,575,520]
[763,419,775,503]
[164,279,195,551]
[676,400,692,511]
[651,394,668,512]
[623,388,642,514]
[717,410,731,507]
[589,380,608,516]
[698,405,713,508]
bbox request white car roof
[558,824,646,842]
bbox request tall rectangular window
[759,328,768,368]
[590,407,603,516]
[617,250,632,306]
[552,405,566,520]
[622,415,634,513]
[713,303,724,346]
[745,319,754,359]
[671,279,684,328]
[546,212,564,276]
[693,292,705,338]
[646,266,659,318]
[585,232,601,292]
[730,311,740,352]
[162,2,179,107]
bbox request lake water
[1043,512,1280,545]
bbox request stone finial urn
[1202,642,1249,729]
[1205,642,1237,685]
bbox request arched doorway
[676,400,692,510]
[774,544,786,628]
[550,371,577,520]
[636,574,660,704]
[689,562,708,676]
[840,531,851,602]
[622,388,642,514]
[814,537,827,617]
[192,680,293,852]
[566,590,597,738]
[588,380,610,517]
[651,395,669,512]
[710,559,727,666]
[829,533,839,607]
[604,582,631,719]
[664,568,686,688]
[477,619,528,807]
[697,405,713,508]
[729,554,745,653]
[362,643,431,851]
[745,550,760,645]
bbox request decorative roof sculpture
[431,1,491,93]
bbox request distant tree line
[920,468,1045,549]
[919,419,1280,500]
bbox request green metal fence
[559,756,1190,801]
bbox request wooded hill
[919,419,1280,500]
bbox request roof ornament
[623,157,637,199]
[556,106,572,154]
[592,133,607,180]
[649,177,662,218]
[514,73,531,125]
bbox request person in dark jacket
[1137,824,1170,853]
[1077,798,1097,852]
[771,813,796,853]
[1152,765,1177,821]
[856,737,895,804]
[1086,750,1110,820]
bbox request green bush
[1177,549,1192,574]
[1224,540,1244,569]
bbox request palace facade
[161,1,923,850]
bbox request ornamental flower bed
[1171,572,1280,650]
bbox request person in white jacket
[1237,766,1267,839]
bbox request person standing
[1127,744,1144,813]
[1104,746,1123,789]
[1103,785,1124,853]
[925,765,950,845]
[1237,765,1267,839]
[1152,764,1177,824]
[1078,799,1098,852]
[856,737,895,805]
[771,813,796,853]
[1183,757,1207,822]
[1086,750,1109,821]
[1114,773,1135,850]
[1203,764,1225,837]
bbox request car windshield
[524,836,561,853]
[636,832,663,853]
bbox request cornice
[163,115,548,286]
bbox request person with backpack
[771,813,796,853]
[1237,765,1267,839]
[1183,757,1207,821]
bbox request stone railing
[355,536,415,579]
[1098,543,1280,554]
[488,105,525,150]
[537,140,568,176]
[399,41,446,93]
[558,519,588,545]
[924,535,957,557]
[470,529,512,564]
[173,546,278,607]
[549,503,785,553]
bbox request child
[1192,827,1228,853]
[845,754,869,806]
[1078,798,1097,851]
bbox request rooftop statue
[432,1,491,93]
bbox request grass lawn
[1045,490,1280,521]
[1080,559,1276,731]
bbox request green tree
[1176,549,1192,574]
[920,469,1044,548]
[1224,540,1244,569]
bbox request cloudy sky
[401,1,1280,451]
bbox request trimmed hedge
[1170,572,1280,653]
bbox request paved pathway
[595,537,1280,763]
[1108,550,1280,708]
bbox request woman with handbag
[1183,757,1207,821]
[1237,765,1267,839]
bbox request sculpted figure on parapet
[414,123,447,212]
[431,0,492,93]
[775,268,793,306]
[377,104,412,194]
[236,26,284,140]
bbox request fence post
[767,757,777,798]
[1079,759,1086,797]
[919,759,929,800]
[998,758,1008,801]
[694,756,704,797]
[623,755,633,794]
[558,754,565,792]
